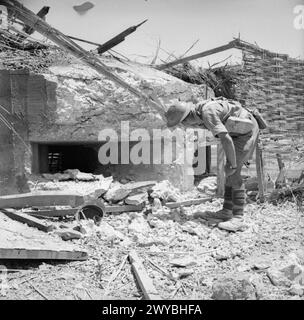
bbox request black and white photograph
[0,0,303,309]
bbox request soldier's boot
[195,186,233,221]
[218,188,246,232]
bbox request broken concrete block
[64,169,96,181]
[169,256,197,268]
[267,267,292,287]
[211,273,257,300]
[103,182,131,203]
[125,193,148,206]
[176,268,194,279]
[151,180,180,202]
[73,225,87,235]
[42,173,71,181]
[54,229,83,241]
[289,284,304,296]
[97,221,125,240]
[279,263,304,285]
[97,176,113,196]
[197,177,217,193]
[128,217,150,234]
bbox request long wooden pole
[2,0,165,116]
[157,40,237,70]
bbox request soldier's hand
[225,163,237,177]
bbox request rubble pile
[1,171,303,300]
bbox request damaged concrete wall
[0,69,30,195]
[0,57,214,193]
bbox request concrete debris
[42,173,71,181]
[211,273,257,300]
[181,221,209,238]
[73,225,87,235]
[175,268,194,279]
[169,256,197,268]
[54,229,83,241]
[64,169,96,181]
[97,176,113,196]
[128,216,150,234]
[97,221,125,240]
[197,176,217,194]
[125,193,148,206]
[289,284,304,296]
[103,182,132,203]
[151,180,181,202]
[267,253,304,287]
[267,267,292,287]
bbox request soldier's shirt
[196,99,244,138]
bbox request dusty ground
[0,184,303,300]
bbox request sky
[18,0,304,65]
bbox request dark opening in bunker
[32,143,100,174]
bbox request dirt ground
[1,188,303,300]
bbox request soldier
[165,98,260,232]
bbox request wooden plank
[0,248,88,260]
[105,204,145,213]
[157,40,237,70]
[216,144,225,197]
[256,143,265,202]
[1,208,56,232]
[26,208,78,218]
[129,250,162,300]
[124,180,156,191]
[164,197,212,208]
[0,191,85,209]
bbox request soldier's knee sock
[223,186,233,213]
[232,188,246,216]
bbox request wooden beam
[1,209,56,232]
[157,40,237,70]
[129,250,162,300]
[256,142,265,202]
[0,248,88,260]
[164,197,212,208]
[26,208,78,218]
[0,191,85,209]
[105,204,145,213]
[216,144,225,197]
[3,0,165,117]
[97,19,148,54]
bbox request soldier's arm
[218,132,237,169]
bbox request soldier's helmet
[165,102,192,127]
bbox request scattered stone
[151,180,180,202]
[128,217,150,234]
[137,238,168,247]
[73,225,87,235]
[279,263,304,285]
[97,221,125,240]
[211,273,257,300]
[103,182,131,203]
[253,261,270,270]
[125,193,147,206]
[42,173,71,181]
[176,268,194,279]
[97,176,113,196]
[289,284,304,296]
[267,267,292,287]
[54,229,83,241]
[197,177,217,194]
[64,169,96,181]
[169,256,197,268]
